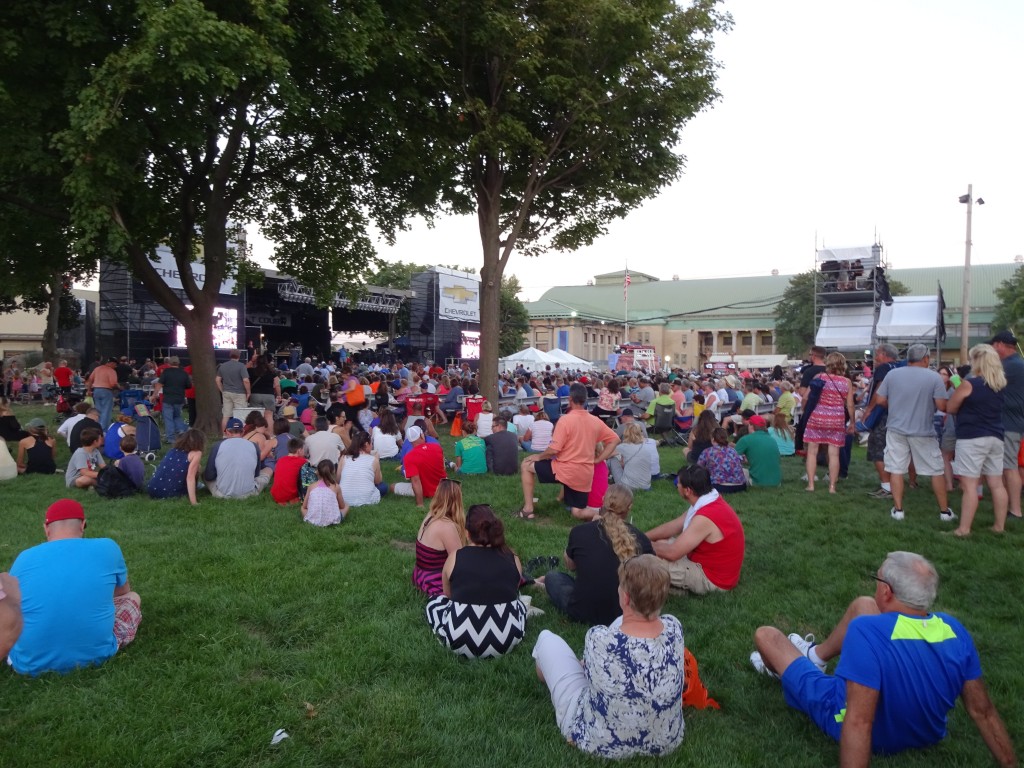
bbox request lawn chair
[542,395,563,425]
[651,402,686,447]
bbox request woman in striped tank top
[413,479,466,596]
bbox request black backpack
[95,465,137,498]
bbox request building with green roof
[524,261,1019,368]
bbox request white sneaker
[939,509,957,523]
[788,633,826,672]
[800,473,819,482]
[750,651,779,679]
[890,507,905,521]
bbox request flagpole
[624,263,630,345]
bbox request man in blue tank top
[749,551,1016,765]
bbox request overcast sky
[249,0,1023,302]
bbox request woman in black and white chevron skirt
[426,505,527,660]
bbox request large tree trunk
[41,271,62,362]
[478,257,502,408]
[182,311,221,436]
[476,174,504,408]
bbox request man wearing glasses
[6,499,142,676]
[749,552,1016,766]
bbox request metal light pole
[959,186,985,362]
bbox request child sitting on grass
[65,427,105,489]
[115,434,146,490]
[301,459,348,526]
[271,437,306,505]
[452,420,486,475]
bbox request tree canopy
[0,4,97,359]
[422,0,730,403]
[1,1,446,432]
[992,265,1024,335]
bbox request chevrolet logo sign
[442,285,478,304]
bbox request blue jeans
[544,571,575,615]
[93,387,114,430]
[164,402,187,443]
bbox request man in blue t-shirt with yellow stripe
[749,551,1016,765]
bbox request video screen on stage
[460,330,480,359]
[175,306,238,349]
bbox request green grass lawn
[2,403,1021,767]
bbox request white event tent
[498,346,557,373]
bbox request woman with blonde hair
[609,422,652,491]
[946,344,1010,535]
[412,479,467,596]
[803,351,854,493]
[540,485,654,626]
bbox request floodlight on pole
[959,185,983,362]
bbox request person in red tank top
[645,465,744,594]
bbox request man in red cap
[7,499,141,676]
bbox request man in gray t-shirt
[216,350,251,431]
[203,418,271,498]
[875,344,951,522]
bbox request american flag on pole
[623,270,631,301]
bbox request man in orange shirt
[519,383,619,520]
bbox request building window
[583,331,588,343]
[741,335,752,346]
[761,334,773,346]
[599,333,604,344]
[721,334,732,346]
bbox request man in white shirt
[57,403,90,446]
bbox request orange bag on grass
[682,648,720,710]
[449,413,463,437]
[1017,437,1024,468]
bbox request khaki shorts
[1002,431,1022,471]
[954,436,1004,478]
[665,557,722,595]
[207,471,270,499]
[221,391,249,418]
[883,432,943,476]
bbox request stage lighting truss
[277,280,406,314]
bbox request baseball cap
[620,408,635,418]
[26,417,46,429]
[990,330,1018,346]
[281,405,297,418]
[740,409,756,420]
[748,415,767,428]
[406,425,423,442]
[45,499,85,525]
[225,417,244,431]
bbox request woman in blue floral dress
[532,555,685,759]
